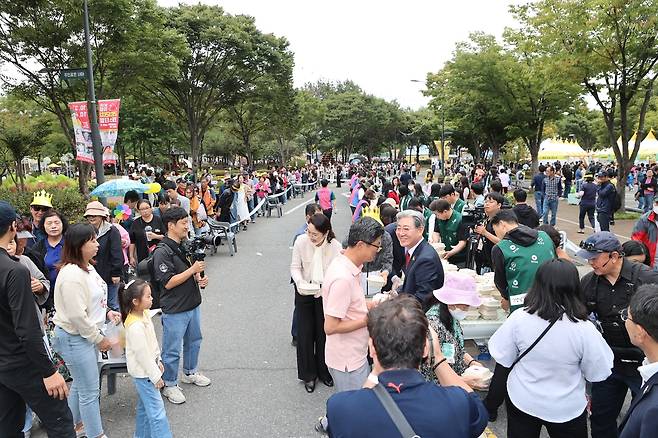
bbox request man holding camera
[473,192,504,274]
[153,207,211,405]
[578,232,658,438]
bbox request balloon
[145,182,161,194]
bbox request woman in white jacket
[290,213,342,393]
[119,279,172,438]
[488,259,614,438]
[51,224,121,438]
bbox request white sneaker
[162,385,186,404]
[180,372,211,387]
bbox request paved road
[31,183,640,437]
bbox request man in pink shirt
[322,217,384,392]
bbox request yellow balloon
[145,182,161,194]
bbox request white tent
[538,138,588,161]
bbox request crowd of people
[3,157,658,437]
[287,160,658,438]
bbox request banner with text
[69,99,121,164]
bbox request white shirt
[638,358,658,385]
[499,173,510,188]
[406,238,423,259]
[488,309,614,423]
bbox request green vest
[454,198,466,214]
[422,207,433,240]
[437,210,462,251]
[400,194,413,211]
[497,230,555,312]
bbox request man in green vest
[429,199,469,266]
[439,184,466,214]
[490,209,556,313]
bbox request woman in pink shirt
[314,179,336,220]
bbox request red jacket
[631,210,658,266]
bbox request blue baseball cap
[576,231,623,259]
[0,201,17,228]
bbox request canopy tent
[611,130,658,161]
[538,138,588,161]
[593,147,615,160]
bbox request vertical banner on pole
[69,99,121,164]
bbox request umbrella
[90,179,149,197]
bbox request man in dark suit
[619,285,658,438]
[326,295,488,438]
[395,209,443,311]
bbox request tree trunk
[15,159,25,191]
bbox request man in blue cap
[596,170,618,232]
[0,201,74,437]
[579,231,658,438]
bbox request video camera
[182,236,208,289]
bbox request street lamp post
[83,0,105,190]
[440,110,445,173]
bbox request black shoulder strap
[162,239,190,267]
[511,313,562,369]
[372,384,419,438]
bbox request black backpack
[136,242,170,309]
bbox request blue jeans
[133,378,172,438]
[542,198,559,226]
[644,194,653,213]
[107,283,119,311]
[534,191,544,216]
[590,370,641,438]
[563,180,571,198]
[161,305,202,387]
[638,193,645,210]
[52,327,104,438]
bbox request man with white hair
[395,210,444,311]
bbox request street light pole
[83,0,105,190]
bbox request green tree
[0,0,182,192]
[139,4,293,174]
[513,0,658,208]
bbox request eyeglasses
[620,307,633,323]
[362,241,382,252]
[31,206,50,212]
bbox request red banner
[69,99,121,164]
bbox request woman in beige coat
[290,213,342,392]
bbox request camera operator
[472,192,504,274]
[153,206,211,406]
[429,199,469,267]
[577,232,658,438]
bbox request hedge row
[0,187,88,223]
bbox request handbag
[372,383,419,438]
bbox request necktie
[405,251,411,267]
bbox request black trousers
[484,363,509,414]
[0,366,75,438]
[323,209,333,220]
[507,398,587,438]
[579,205,595,229]
[294,291,331,382]
[598,211,611,232]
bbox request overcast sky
[157,0,528,109]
